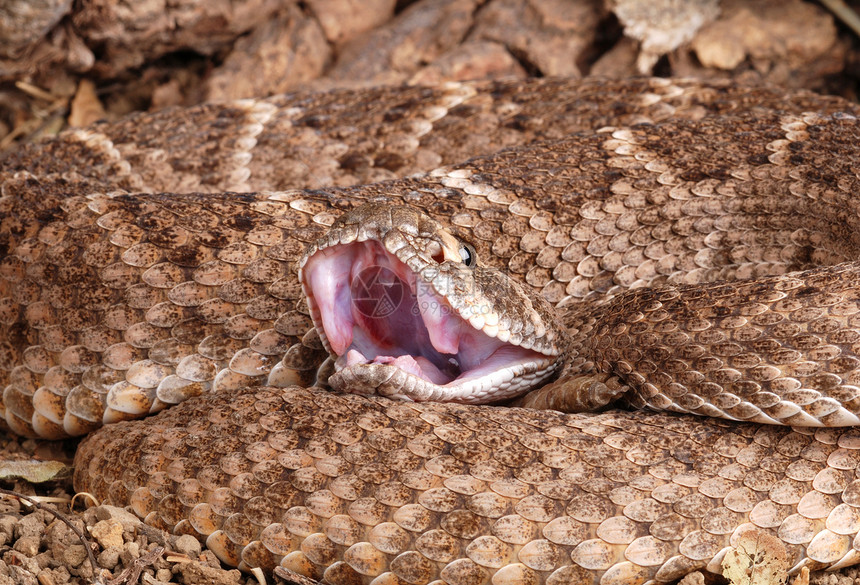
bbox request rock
[205,3,330,101]
[7,566,36,585]
[93,504,142,529]
[688,0,844,87]
[120,541,141,565]
[609,0,720,73]
[678,571,705,585]
[13,514,45,539]
[97,546,121,570]
[172,534,202,558]
[327,0,481,85]
[175,562,243,585]
[12,535,40,557]
[90,519,123,549]
[409,40,527,85]
[0,0,73,62]
[472,0,604,77]
[306,0,396,44]
[0,516,17,542]
[61,544,87,567]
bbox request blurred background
[2,0,859,152]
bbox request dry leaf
[68,79,105,127]
[722,529,789,585]
[0,459,71,483]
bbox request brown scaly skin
[3,78,860,582]
[77,385,860,583]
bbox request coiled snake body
[4,78,860,583]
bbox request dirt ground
[3,0,859,152]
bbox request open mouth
[299,239,559,402]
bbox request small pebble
[8,565,36,585]
[98,546,121,569]
[173,534,201,558]
[198,550,223,569]
[94,505,142,527]
[0,497,21,514]
[14,515,44,539]
[13,535,40,557]
[33,551,53,570]
[51,567,71,583]
[91,519,124,549]
[121,541,141,565]
[6,550,39,574]
[141,573,171,585]
[177,562,243,585]
[62,544,87,567]
[0,516,17,540]
[678,572,705,585]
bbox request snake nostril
[425,241,445,264]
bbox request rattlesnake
[4,77,860,583]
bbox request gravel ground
[0,432,276,585]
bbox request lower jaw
[327,360,561,404]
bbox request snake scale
[4,77,860,583]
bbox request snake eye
[459,242,477,268]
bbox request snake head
[298,201,566,403]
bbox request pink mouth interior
[301,241,545,386]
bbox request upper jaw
[299,235,562,403]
